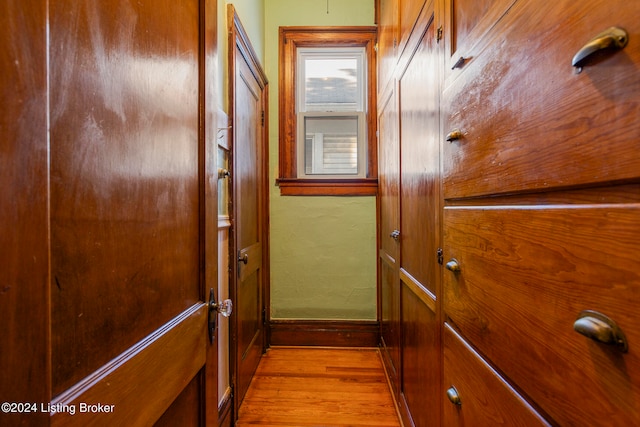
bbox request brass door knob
[445,259,461,272]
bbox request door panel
[0,1,49,426]
[50,0,201,394]
[377,81,400,395]
[229,6,269,412]
[397,5,441,426]
[154,374,202,427]
[401,282,439,427]
[399,8,439,294]
[1,1,219,425]
[51,307,206,426]
[233,51,264,406]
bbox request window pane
[304,116,358,175]
[304,57,359,111]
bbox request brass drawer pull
[446,129,463,142]
[445,258,460,272]
[573,310,628,352]
[572,27,629,69]
[446,386,462,406]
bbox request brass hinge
[436,25,443,43]
[261,110,265,127]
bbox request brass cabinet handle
[446,386,462,406]
[445,258,461,272]
[573,310,628,352]
[446,129,463,142]
[572,27,629,68]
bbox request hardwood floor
[236,347,402,426]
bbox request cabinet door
[378,0,398,93]
[444,206,640,426]
[443,0,640,199]
[397,4,441,426]
[443,0,517,81]
[399,8,440,295]
[443,324,550,427]
[377,84,401,389]
[398,0,426,52]
[401,281,440,427]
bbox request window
[278,27,377,196]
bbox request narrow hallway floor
[235,347,401,426]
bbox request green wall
[265,0,377,320]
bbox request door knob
[238,253,248,264]
[390,230,400,241]
[208,288,233,343]
[445,258,461,272]
[218,168,231,179]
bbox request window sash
[296,47,366,114]
[297,112,366,179]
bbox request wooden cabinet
[378,0,640,425]
[443,206,640,426]
[376,1,441,426]
[443,0,640,199]
[443,0,516,81]
[439,0,640,426]
[443,324,550,426]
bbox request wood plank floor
[236,347,401,427]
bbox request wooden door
[228,6,269,414]
[0,1,219,426]
[397,3,441,426]
[377,83,401,394]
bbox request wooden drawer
[443,205,640,426]
[443,323,550,427]
[442,0,640,199]
[444,0,517,82]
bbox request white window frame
[295,47,367,179]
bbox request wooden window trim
[277,26,378,196]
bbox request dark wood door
[0,1,219,426]
[228,6,269,414]
[397,4,441,427]
[377,84,401,393]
